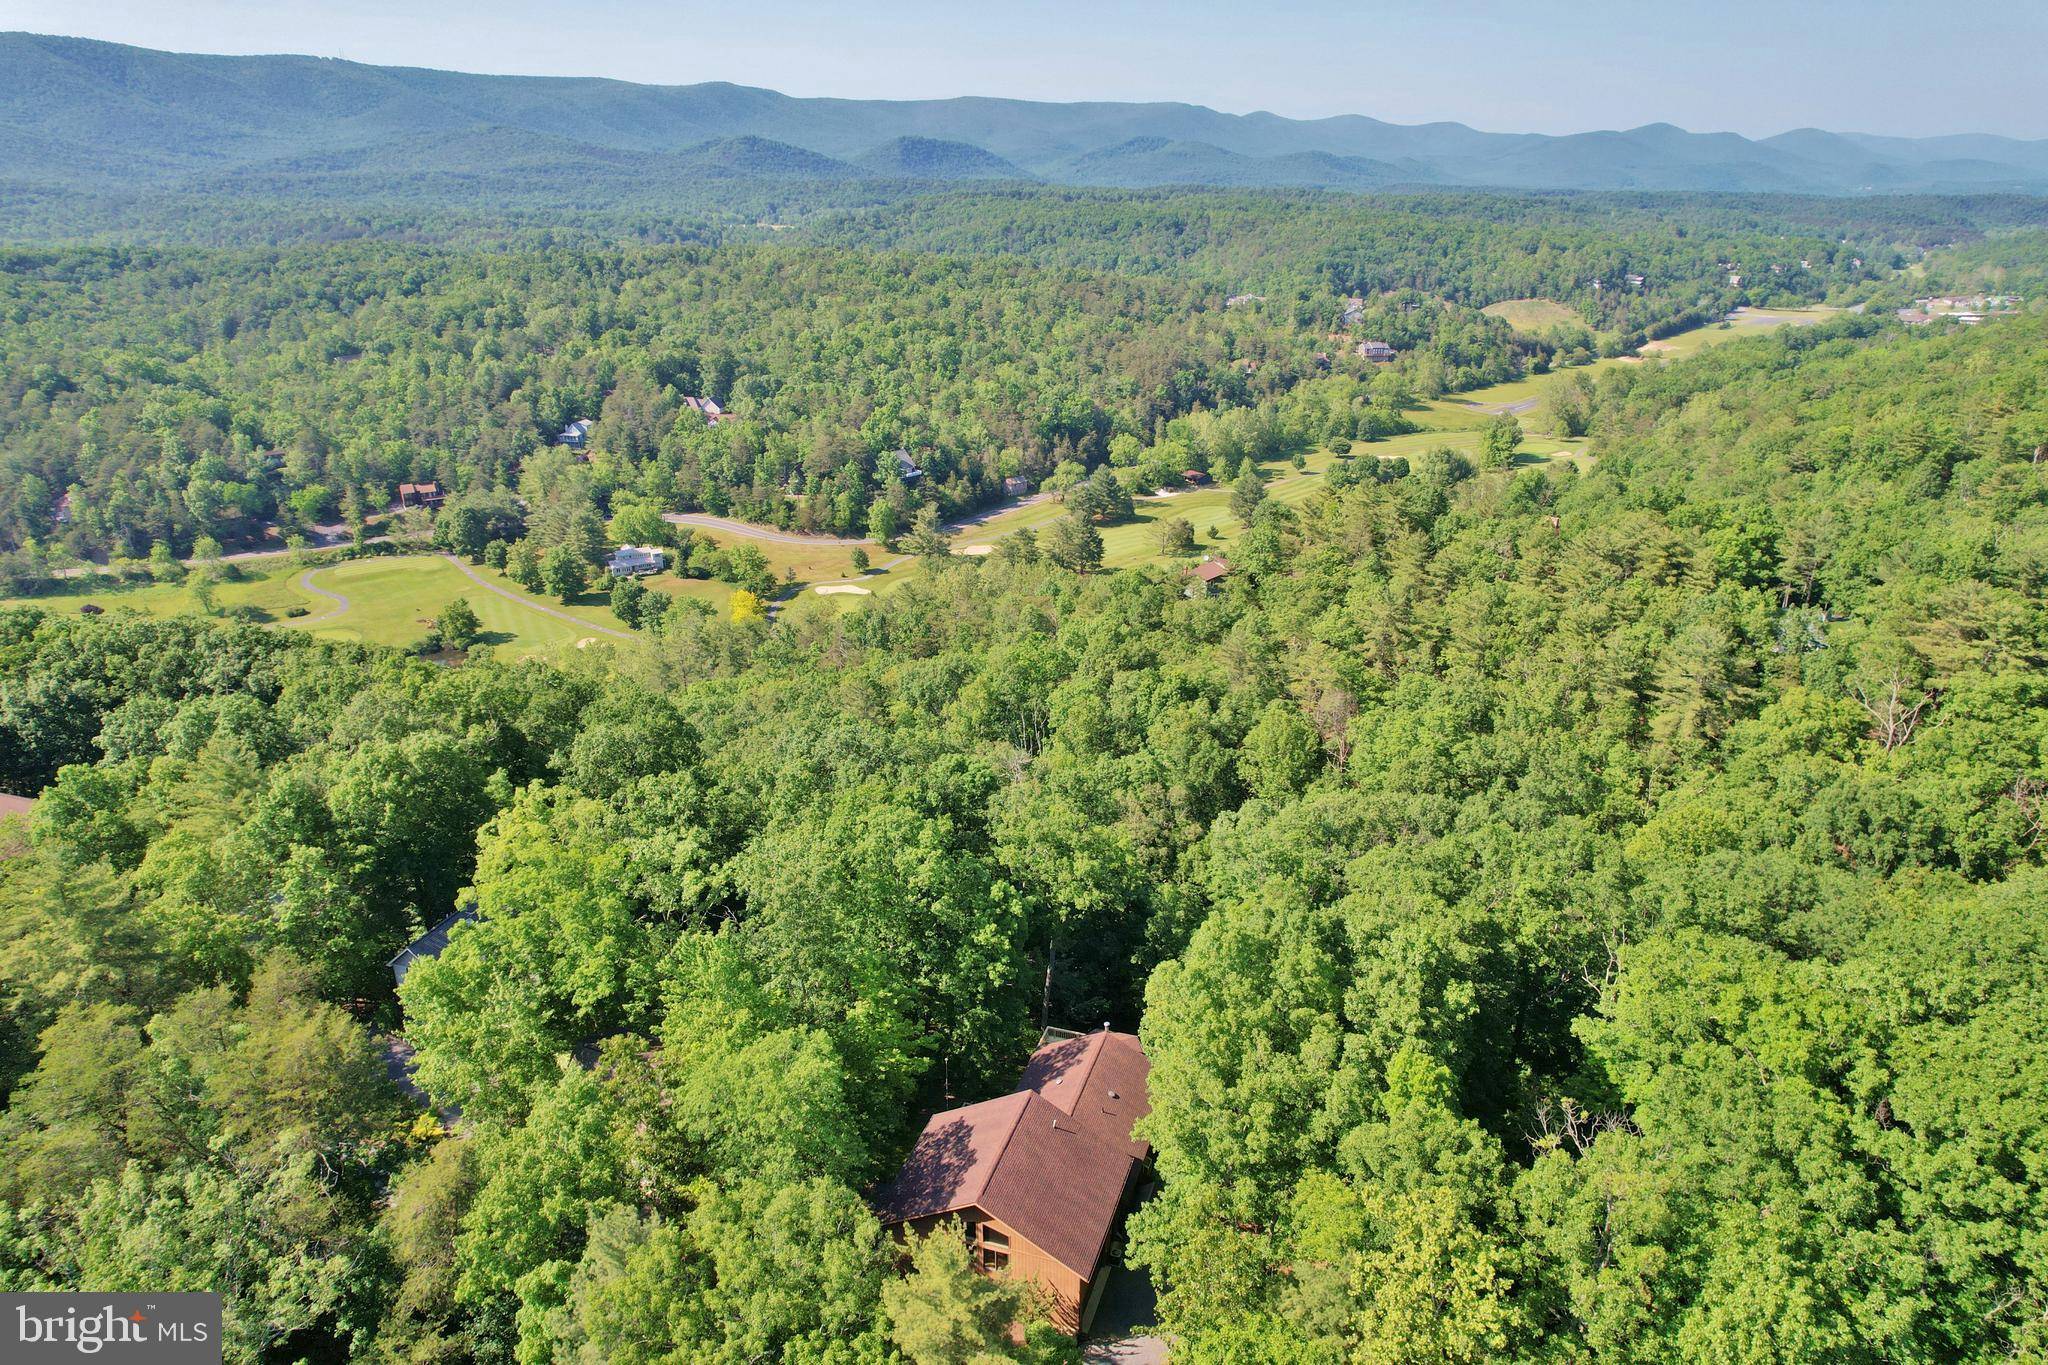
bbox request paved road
[290,568,352,626]
[662,513,869,546]
[436,554,636,641]
[666,493,1059,553]
[52,532,387,579]
[1462,396,1541,416]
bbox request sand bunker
[959,544,995,556]
[814,583,873,595]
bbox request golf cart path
[290,568,352,626]
[436,555,636,640]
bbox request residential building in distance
[681,395,729,424]
[872,1028,1151,1336]
[555,418,592,449]
[891,449,925,482]
[1357,339,1396,362]
[606,544,667,577]
[1002,475,1034,498]
[396,482,445,509]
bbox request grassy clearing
[675,526,876,590]
[1637,306,1839,361]
[5,559,316,621]
[2,553,652,659]
[1481,297,1584,331]
[285,556,608,654]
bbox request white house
[892,449,925,482]
[556,418,593,449]
[607,545,667,577]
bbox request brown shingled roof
[873,1030,1149,1281]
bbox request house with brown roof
[872,1029,1150,1335]
[396,482,445,509]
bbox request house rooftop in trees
[871,1029,1149,1332]
[389,905,477,987]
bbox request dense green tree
[1042,514,1103,573]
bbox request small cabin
[872,1029,1150,1336]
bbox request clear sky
[5,0,2045,139]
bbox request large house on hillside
[872,1028,1150,1335]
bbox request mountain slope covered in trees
[7,32,2048,197]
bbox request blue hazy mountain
[4,32,2046,196]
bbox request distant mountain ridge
[4,31,2048,197]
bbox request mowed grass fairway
[3,563,312,621]
[6,553,648,658]
[1637,306,1840,361]
[289,557,559,648]
[1481,297,1584,331]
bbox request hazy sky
[6,0,2045,139]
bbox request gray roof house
[389,906,478,987]
[556,419,593,449]
[892,449,924,482]
[606,544,667,577]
